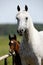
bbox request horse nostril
[17,29,23,35]
[20,30,21,33]
[21,29,23,32]
[20,29,23,33]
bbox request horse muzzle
[17,29,23,36]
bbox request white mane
[16,5,43,65]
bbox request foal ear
[25,5,28,11]
[9,34,11,40]
[14,34,17,40]
[17,5,20,11]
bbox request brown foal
[9,34,22,65]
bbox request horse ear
[14,34,17,40]
[17,5,20,11]
[9,34,11,40]
[25,5,28,11]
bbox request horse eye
[16,17,19,21]
[26,17,28,20]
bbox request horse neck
[23,19,37,44]
[22,27,33,50]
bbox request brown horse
[9,34,22,65]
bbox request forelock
[11,41,14,43]
[16,10,28,18]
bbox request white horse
[16,5,43,65]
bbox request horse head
[9,34,20,53]
[16,5,32,36]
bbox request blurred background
[0,0,43,65]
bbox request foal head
[16,5,32,36]
[9,34,20,53]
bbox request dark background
[0,23,43,35]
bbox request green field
[0,35,21,65]
[0,35,43,65]
[0,23,43,65]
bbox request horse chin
[18,33,23,36]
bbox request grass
[0,35,22,65]
[1,35,43,65]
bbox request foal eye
[25,17,28,20]
[9,42,10,46]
